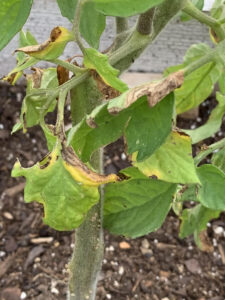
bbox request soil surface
[0,85,225,300]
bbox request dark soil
[0,84,225,300]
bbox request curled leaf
[62,145,118,186]
[84,48,128,92]
[12,142,118,230]
[16,27,73,60]
[108,70,184,114]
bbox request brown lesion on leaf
[62,144,119,184]
[198,230,214,253]
[90,70,121,100]
[109,70,184,114]
[2,72,18,84]
[15,27,62,55]
[50,26,62,42]
[86,117,98,129]
[127,70,184,108]
[149,175,158,180]
[26,67,43,88]
[57,64,69,85]
[210,28,220,44]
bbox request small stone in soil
[3,212,14,220]
[119,241,131,249]
[141,239,150,249]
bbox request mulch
[0,84,225,300]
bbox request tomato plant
[1,0,225,299]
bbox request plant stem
[68,77,104,300]
[56,89,68,135]
[116,17,129,34]
[72,0,86,53]
[183,0,225,41]
[51,58,86,75]
[137,8,155,35]
[194,137,225,165]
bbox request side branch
[116,17,129,34]
[182,0,225,41]
[137,8,155,35]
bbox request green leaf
[180,0,204,22]
[218,70,225,94]
[179,204,220,239]
[69,75,181,161]
[184,92,225,144]
[41,124,57,152]
[17,30,38,64]
[165,44,223,114]
[18,68,59,131]
[57,0,105,49]
[133,131,200,184]
[68,102,130,161]
[212,147,225,173]
[0,0,33,51]
[197,164,225,210]
[56,0,78,21]
[104,169,177,237]
[177,184,199,203]
[80,2,106,49]
[84,48,128,92]
[92,0,165,17]
[11,144,100,231]
[125,93,174,161]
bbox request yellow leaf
[16,27,73,60]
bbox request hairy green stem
[194,138,225,165]
[51,58,86,75]
[68,77,104,300]
[137,8,155,35]
[56,89,68,135]
[116,17,129,34]
[183,0,225,41]
[72,0,86,53]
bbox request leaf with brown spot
[179,204,220,251]
[108,70,184,114]
[16,26,73,60]
[133,130,200,183]
[57,64,69,85]
[12,141,118,231]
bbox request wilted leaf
[92,0,165,17]
[104,168,177,237]
[84,48,128,92]
[12,142,118,230]
[133,131,200,184]
[16,27,73,60]
[0,0,33,51]
[108,70,183,113]
[2,30,38,85]
[197,164,225,210]
[184,92,225,144]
